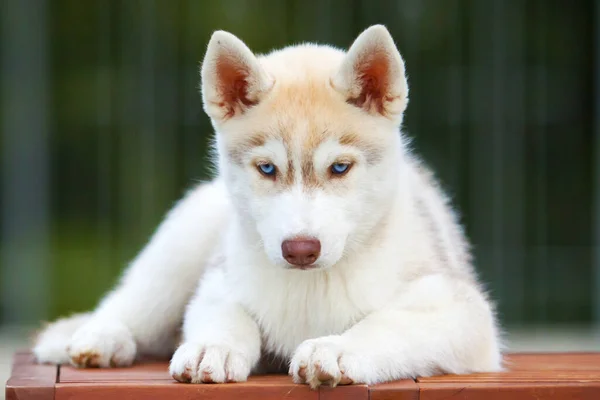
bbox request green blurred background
[1,0,599,331]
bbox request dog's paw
[33,340,72,365]
[67,319,137,368]
[170,342,251,384]
[33,313,92,365]
[290,336,363,389]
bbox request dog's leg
[290,275,503,388]
[33,179,230,367]
[170,268,261,384]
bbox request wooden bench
[6,351,600,399]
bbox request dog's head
[201,25,409,271]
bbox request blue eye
[331,162,351,175]
[258,163,276,176]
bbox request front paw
[290,336,363,389]
[170,342,251,384]
[67,319,137,368]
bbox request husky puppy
[33,25,502,388]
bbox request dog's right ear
[332,25,409,122]
[201,31,274,123]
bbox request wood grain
[503,352,600,371]
[418,382,600,400]
[5,351,57,400]
[319,384,369,400]
[7,352,600,399]
[418,353,600,384]
[55,377,317,400]
[417,352,600,400]
[369,379,420,400]
[59,362,172,382]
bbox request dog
[32,25,502,388]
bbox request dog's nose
[281,238,321,267]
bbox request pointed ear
[201,31,274,122]
[331,25,409,120]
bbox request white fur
[33,25,502,388]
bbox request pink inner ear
[348,50,393,115]
[216,56,258,119]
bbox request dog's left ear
[201,31,274,122]
[332,25,409,121]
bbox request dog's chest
[235,269,380,358]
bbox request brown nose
[281,238,321,267]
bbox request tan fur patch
[268,83,342,189]
[339,132,384,165]
[71,350,101,368]
[284,151,295,186]
[301,156,317,187]
[299,127,327,188]
[219,45,394,190]
[227,132,268,165]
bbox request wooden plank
[503,352,600,371]
[418,382,600,400]
[417,353,600,399]
[9,352,600,399]
[5,351,57,400]
[369,379,419,400]
[55,376,318,400]
[60,360,369,399]
[319,384,368,400]
[59,362,171,382]
[418,371,600,383]
[418,353,600,384]
[60,358,367,399]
